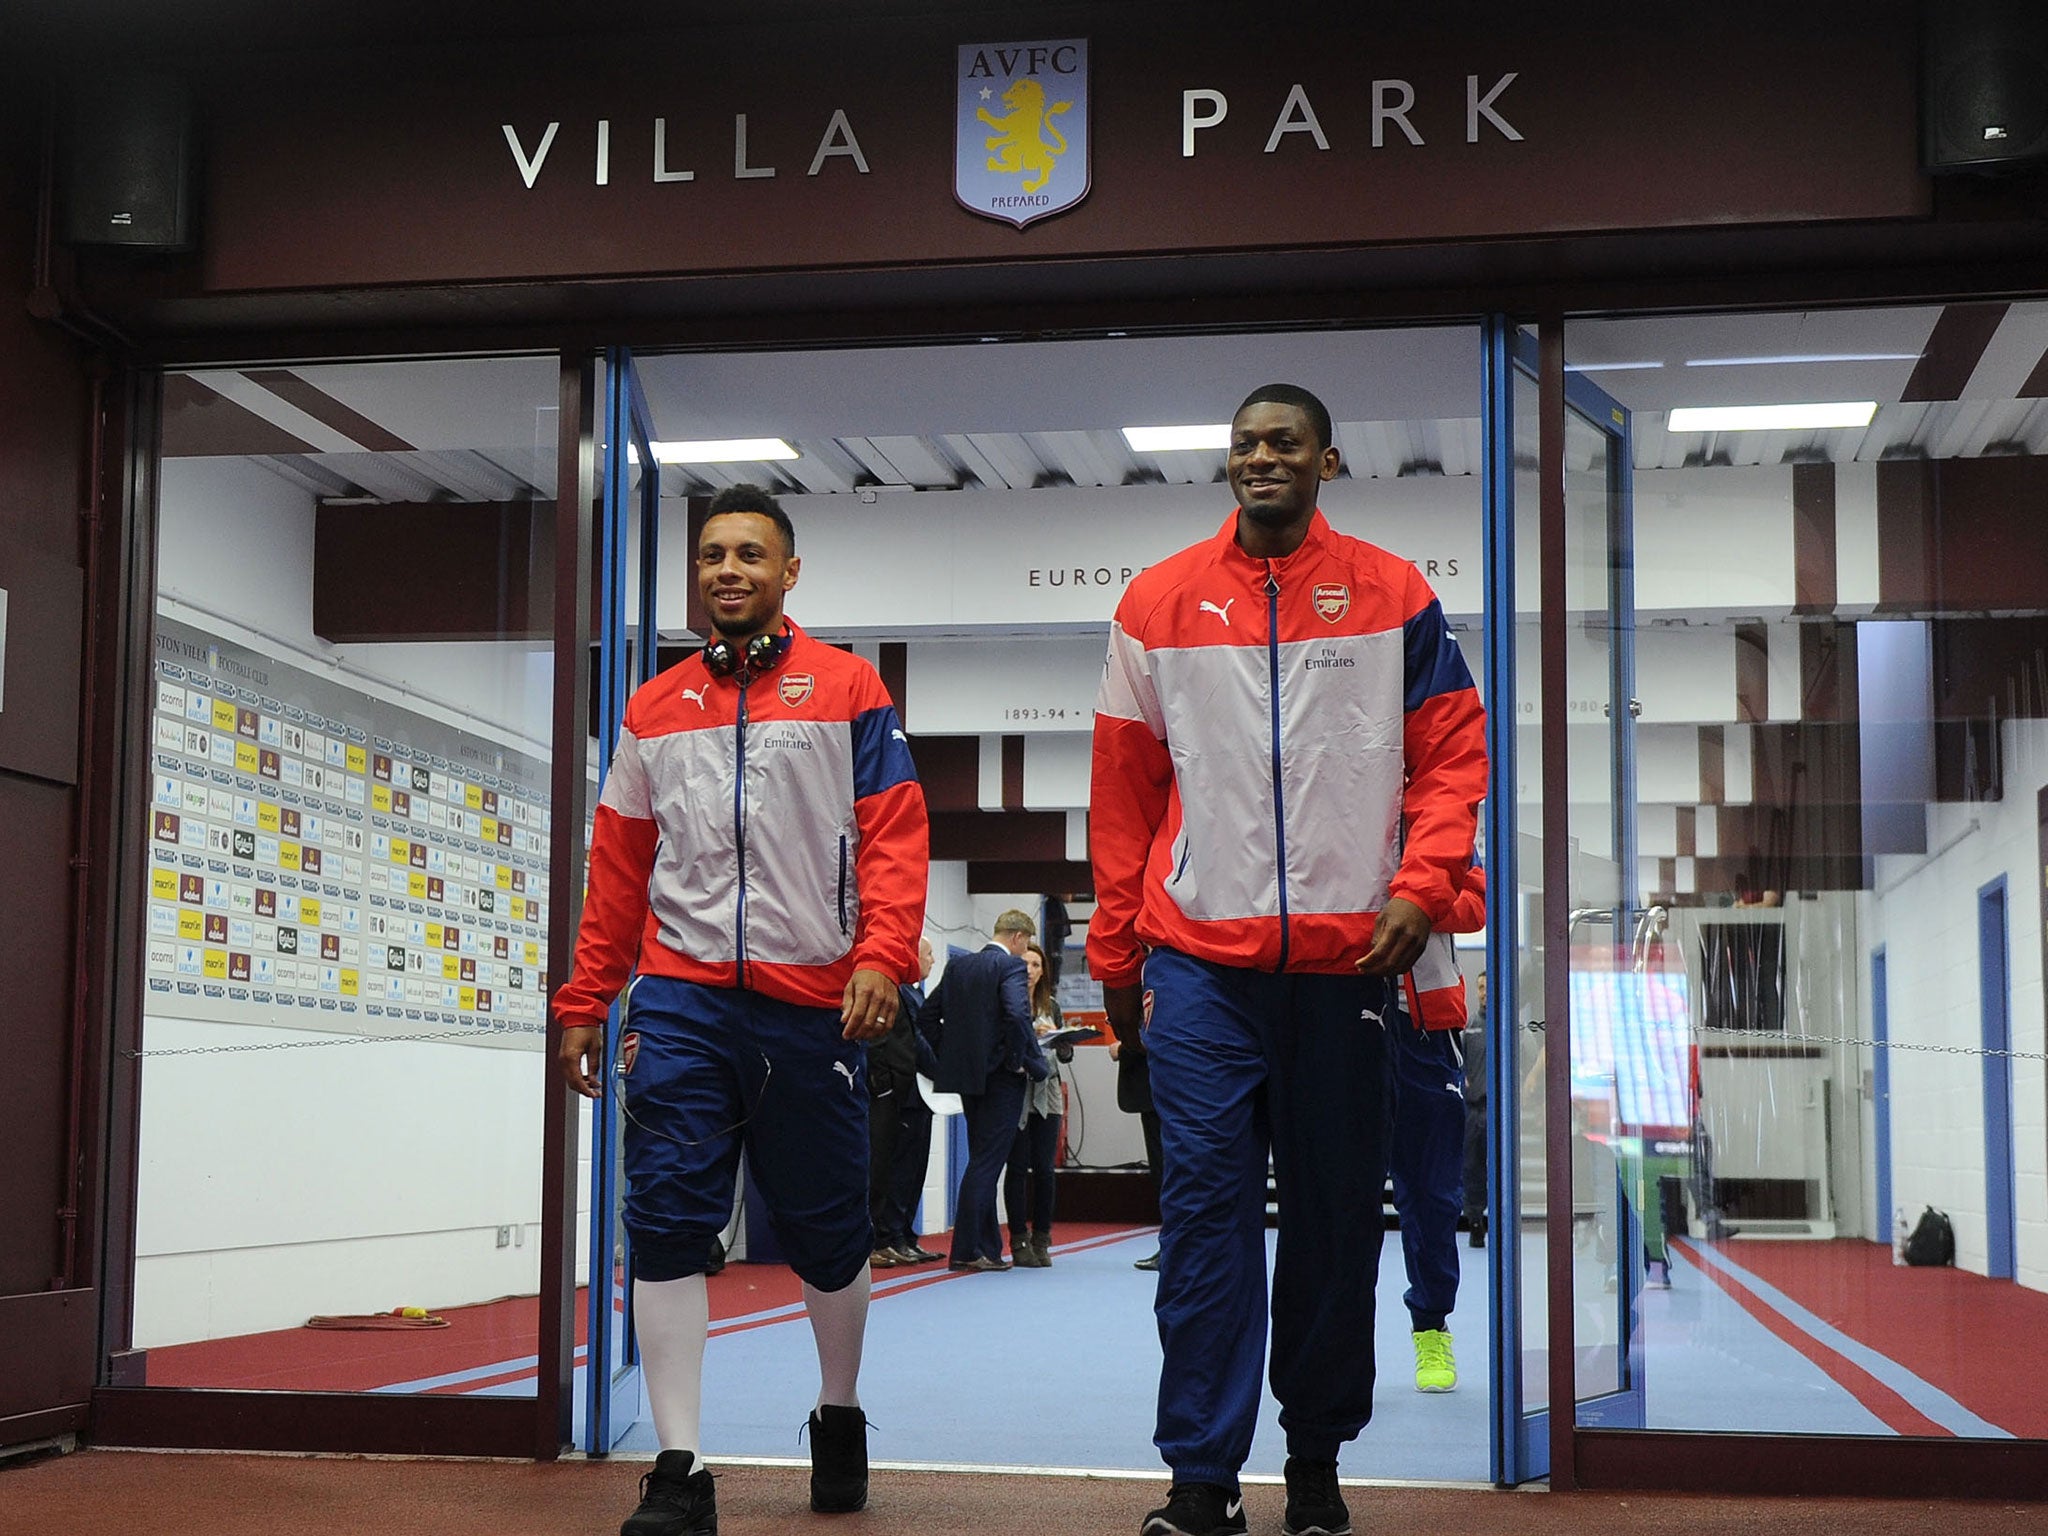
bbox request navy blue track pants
[1386,1014,1467,1331]
[1144,947,1395,1484]
[619,976,871,1292]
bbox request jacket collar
[1211,508,1334,570]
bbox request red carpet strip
[1691,1237,2048,1439]
[1671,1237,1948,1436]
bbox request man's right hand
[558,1024,604,1099]
[1102,982,1146,1056]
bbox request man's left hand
[841,967,898,1040]
[1355,897,1432,976]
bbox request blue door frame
[1872,947,1892,1250]
[1979,877,2016,1280]
[583,347,663,1453]
[1486,322,1642,1485]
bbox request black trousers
[868,1081,934,1249]
[952,1071,1028,1264]
[1004,1110,1062,1238]
[1461,1098,1488,1226]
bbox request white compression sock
[803,1262,871,1409]
[634,1273,709,1456]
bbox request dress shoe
[1134,1250,1160,1272]
[901,1243,942,1263]
[869,1247,901,1268]
[947,1254,1011,1272]
[885,1245,930,1265]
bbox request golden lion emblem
[978,77,1072,194]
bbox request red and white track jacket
[1087,510,1486,987]
[552,623,929,1030]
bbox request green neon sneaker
[1413,1328,1457,1392]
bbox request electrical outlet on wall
[496,1226,511,1248]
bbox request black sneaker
[621,1449,716,1536]
[1281,1456,1351,1536]
[1141,1482,1246,1536]
[808,1403,869,1513]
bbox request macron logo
[681,687,709,710]
[1199,599,1235,627]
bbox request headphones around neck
[702,627,791,681]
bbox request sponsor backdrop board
[146,617,552,1050]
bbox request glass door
[1487,322,1642,1483]
[1549,345,1647,1434]
[582,348,661,1451]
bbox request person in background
[917,909,1050,1272]
[1460,971,1489,1252]
[1112,1035,1165,1272]
[869,935,941,1267]
[1004,940,1072,1267]
[1384,867,1485,1395]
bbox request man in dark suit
[917,909,1049,1271]
[867,935,941,1265]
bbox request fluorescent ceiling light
[1123,423,1231,452]
[1566,361,1664,373]
[649,437,799,464]
[1666,402,1877,433]
[1684,353,1920,367]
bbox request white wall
[132,1018,544,1348]
[1659,898,1867,1239]
[1863,718,2048,1292]
[139,459,561,1348]
[158,458,552,756]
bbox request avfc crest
[778,672,817,708]
[956,39,1090,228]
[1312,583,1352,623]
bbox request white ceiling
[177,300,2048,502]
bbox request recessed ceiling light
[1683,353,1919,368]
[649,437,799,464]
[1122,424,1231,453]
[1666,402,1877,433]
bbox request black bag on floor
[1903,1206,1955,1267]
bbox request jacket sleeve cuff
[1388,879,1452,929]
[852,949,908,986]
[1090,955,1145,990]
[552,1003,606,1035]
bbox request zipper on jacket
[836,834,849,933]
[733,681,750,985]
[1265,566,1290,971]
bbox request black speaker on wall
[59,74,197,249]
[1924,1,2048,173]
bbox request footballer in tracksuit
[554,485,928,1536]
[1387,863,1487,1396]
[1088,385,1486,1536]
